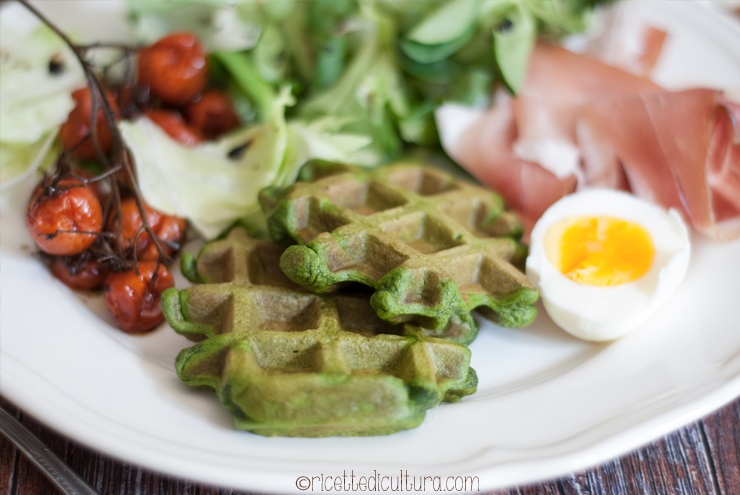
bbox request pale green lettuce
[121,88,371,239]
[0,131,58,191]
[117,0,614,239]
[124,0,613,166]
[125,0,260,52]
[0,17,85,189]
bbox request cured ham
[441,94,576,233]
[512,43,661,187]
[571,1,668,79]
[442,43,660,230]
[578,89,740,240]
[440,43,740,241]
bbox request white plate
[2,1,740,493]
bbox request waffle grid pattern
[261,163,539,344]
[163,228,477,437]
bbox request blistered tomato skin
[104,262,174,333]
[26,184,104,256]
[108,197,162,254]
[107,198,187,260]
[59,88,120,160]
[184,91,240,140]
[51,255,107,291]
[139,214,188,261]
[67,169,107,203]
[145,110,202,146]
[137,33,208,105]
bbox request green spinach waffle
[259,162,538,344]
[162,228,477,437]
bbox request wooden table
[2,395,738,495]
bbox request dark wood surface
[1,395,739,495]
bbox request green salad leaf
[212,51,276,122]
[126,0,260,52]
[175,0,613,165]
[0,132,58,191]
[118,0,614,238]
[122,88,371,238]
[406,0,478,45]
[0,18,85,189]
[492,2,537,93]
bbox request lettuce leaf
[0,131,58,192]
[123,0,613,167]
[0,24,84,140]
[0,10,85,188]
[125,0,260,52]
[121,88,371,239]
[491,2,536,93]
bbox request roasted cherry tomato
[107,197,161,255]
[104,262,174,333]
[115,84,150,119]
[137,33,208,105]
[145,109,202,146]
[107,197,186,260]
[59,88,120,160]
[50,253,107,291]
[66,168,107,203]
[183,90,240,140]
[138,214,188,261]
[26,180,103,256]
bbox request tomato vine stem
[16,0,169,271]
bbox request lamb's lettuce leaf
[405,0,478,45]
[211,51,276,122]
[123,0,614,169]
[492,3,537,93]
[117,0,615,239]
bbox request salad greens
[0,20,84,189]
[125,0,614,238]
[124,0,261,52]
[2,0,614,239]
[127,0,614,158]
[0,132,58,190]
[121,88,372,238]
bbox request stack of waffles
[163,162,538,436]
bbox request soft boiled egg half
[526,189,690,341]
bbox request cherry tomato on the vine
[107,197,186,260]
[26,180,104,256]
[183,91,240,140]
[107,197,161,255]
[59,88,120,160]
[138,214,188,261]
[137,33,208,105]
[115,84,150,119]
[66,168,108,203]
[104,261,174,333]
[50,254,107,291]
[145,109,202,146]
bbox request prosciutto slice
[444,92,577,233]
[512,44,661,187]
[579,89,740,240]
[442,43,740,240]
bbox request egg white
[526,189,691,341]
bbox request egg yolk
[544,215,655,286]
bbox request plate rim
[2,1,740,493]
